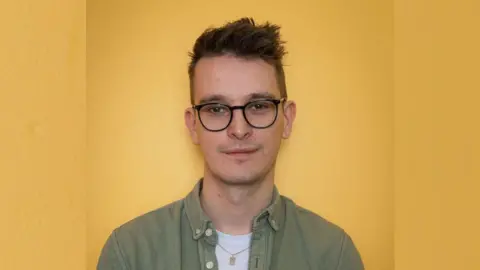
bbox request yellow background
[1,0,478,270]
[0,0,86,269]
[395,0,480,269]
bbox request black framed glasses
[192,98,286,132]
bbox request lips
[224,148,258,155]
[222,147,259,157]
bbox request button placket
[201,223,218,270]
[249,221,270,270]
[206,261,214,269]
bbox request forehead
[192,55,281,104]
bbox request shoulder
[111,198,184,247]
[282,196,364,269]
[283,195,346,240]
[97,199,185,269]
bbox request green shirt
[97,180,364,270]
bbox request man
[97,17,364,270]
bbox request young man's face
[185,55,296,185]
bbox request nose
[227,109,252,140]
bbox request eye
[249,101,272,110]
[210,106,223,113]
[254,103,267,110]
[202,104,229,115]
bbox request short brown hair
[188,17,288,104]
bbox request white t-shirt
[215,230,252,270]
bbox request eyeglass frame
[192,97,287,132]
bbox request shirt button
[195,229,201,235]
[206,261,214,269]
[205,228,213,236]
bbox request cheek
[198,132,221,155]
[258,130,282,155]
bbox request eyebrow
[197,92,279,105]
[198,94,228,105]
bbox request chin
[205,157,275,186]
[219,176,259,186]
[213,169,264,186]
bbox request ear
[185,107,200,145]
[282,100,297,139]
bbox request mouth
[222,147,259,159]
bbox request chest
[179,226,312,270]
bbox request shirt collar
[184,178,285,240]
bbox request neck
[200,171,275,235]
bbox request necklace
[216,243,250,265]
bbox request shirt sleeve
[97,230,129,270]
[335,232,365,270]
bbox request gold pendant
[229,256,236,265]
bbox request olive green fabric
[97,180,364,270]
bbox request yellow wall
[394,0,480,269]
[0,1,86,270]
[87,1,393,270]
